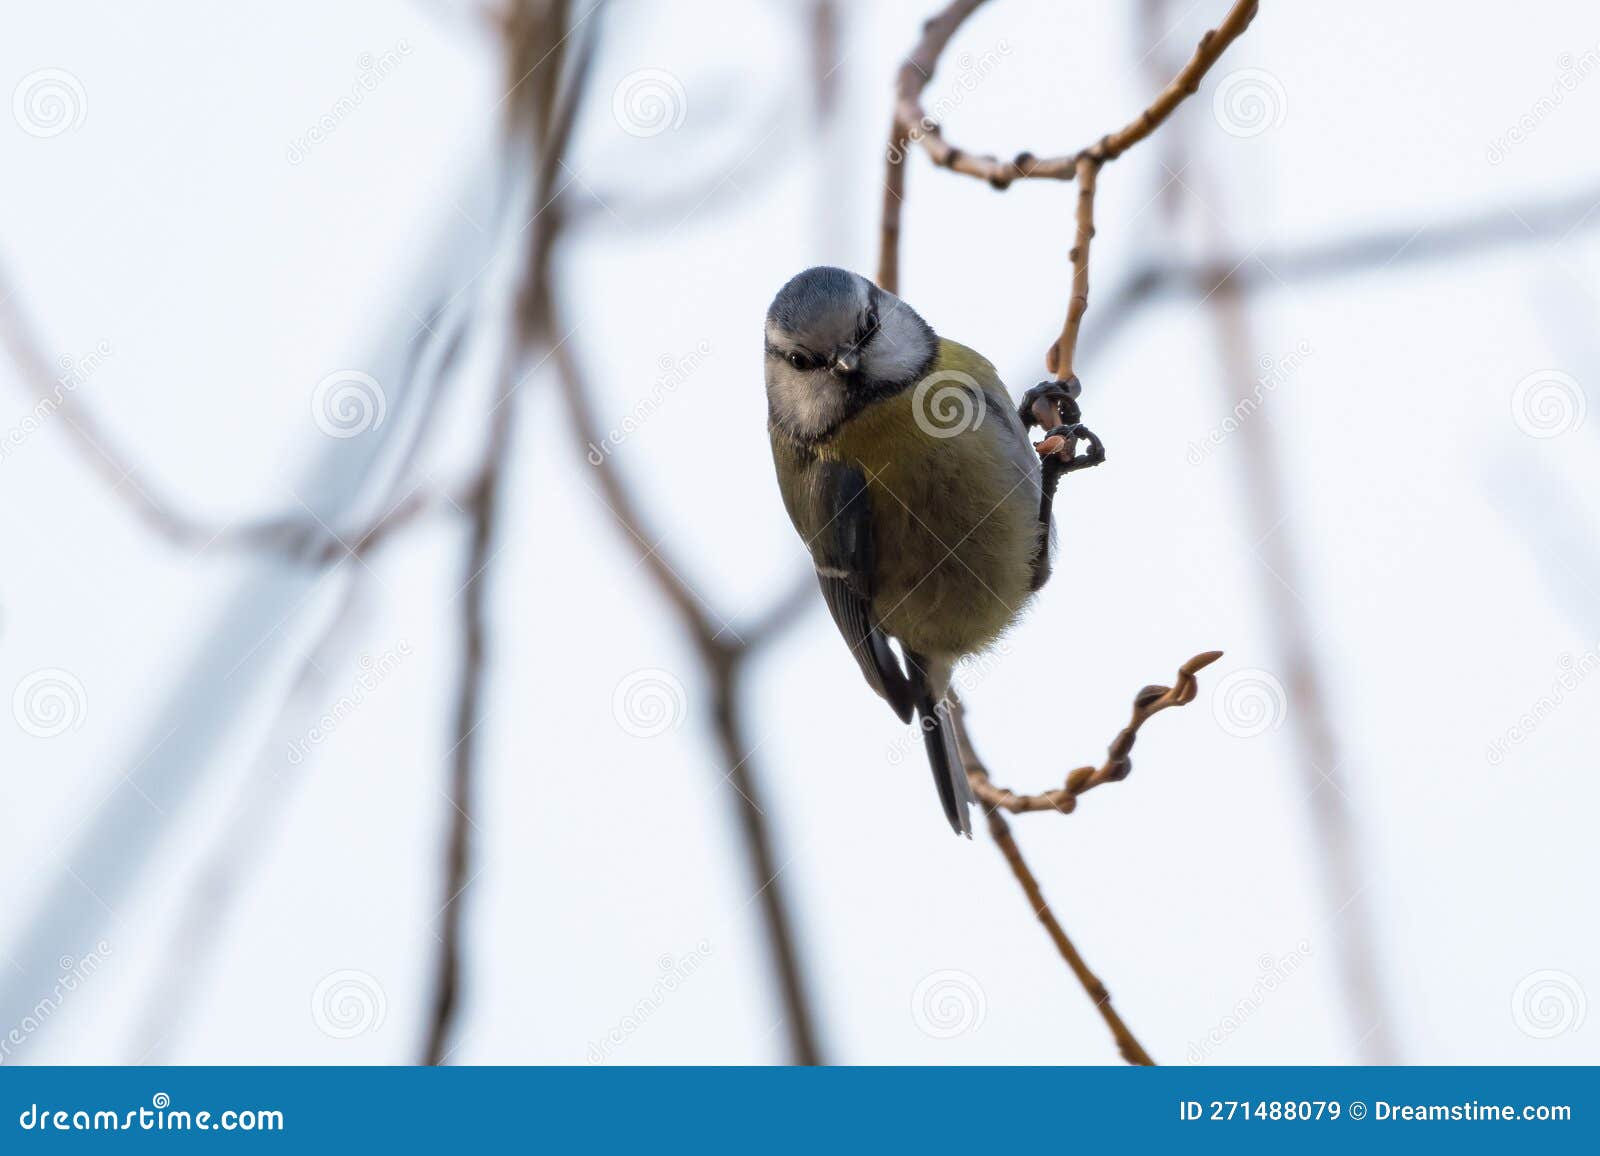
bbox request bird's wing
[810,460,916,724]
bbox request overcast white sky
[2,0,1598,1065]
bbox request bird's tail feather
[907,652,973,838]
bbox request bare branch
[878,120,911,293]
[880,0,1249,1065]
[0,262,469,564]
[963,651,1221,815]
[954,708,1154,1065]
[422,0,598,1066]
[423,0,833,1067]
[549,333,824,1065]
[1202,273,1398,1061]
[1047,157,1100,380]
[1081,180,1600,365]
[890,0,1259,190]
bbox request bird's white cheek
[866,313,934,381]
[768,370,845,437]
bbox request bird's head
[763,266,937,441]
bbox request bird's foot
[1020,378,1106,488]
[1039,423,1106,485]
[1018,378,1082,431]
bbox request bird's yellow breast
[814,340,1041,656]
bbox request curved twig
[881,0,1249,1066]
[890,0,1259,189]
[963,651,1222,815]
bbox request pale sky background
[2,0,1597,1065]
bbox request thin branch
[530,5,834,1055]
[549,333,824,1066]
[422,0,597,1066]
[1048,157,1099,380]
[1127,0,1400,1059]
[738,570,819,652]
[878,123,911,293]
[890,0,1259,190]
[1081,179,1600,365]
[879,0,1249,1066]
[952,711,1154,1065]
[422,0,829,1066]
[0,262,470,564]
[965,651,1221,815]
[1204,271,1398,1061]
[884,0,1257,396]
[128,559,396,1059]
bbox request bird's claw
[1018,378,1082,431]
[1038,423,1106,487]
[1021,378,1105,482]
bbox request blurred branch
[129,562,386,1060]
[421,0,828,1065]
[1085,180,1600,365]
[558,104,794,232]
[548,327,822,1065]
[0,263,471,564]
[878,0,1250,1065]
[1126,0,1398,1060]
[523,1,837,1065]
[421,0,597,1066]
[739,571,818,651]
[1204,270,1398,1060]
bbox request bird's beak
[830,350,860,378]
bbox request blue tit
[765,266,1088,836]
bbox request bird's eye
[865,309,879,332]
[786,351,810,370]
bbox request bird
[764,266,1101,835]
